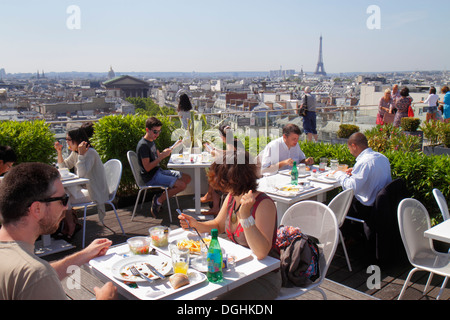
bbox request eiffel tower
[314,35,327,76]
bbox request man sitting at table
[333,132,392,235]
[0,162,117,300]
[260,123,314,175]
[137,117,191,217]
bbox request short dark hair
[0,145,17,163]
[207,150,258,195]
[400,87,410,97]
[145,117,163,130]
[282,123,301,136]
[442,86,449,94]
[430,86,436,95]
[0,162,59,225]
[348,132,368,149]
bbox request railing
[45,103,430,149]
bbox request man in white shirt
[260,124,314,175]
[334,132,392,226]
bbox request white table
[258,169,341,226]
[167,156,212,216]
[424,219,450,243]
[88,228,280,300]
[34,175,89,256]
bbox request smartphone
[204,143,213,152]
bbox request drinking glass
[319,158,328,172]
[170,245,190,274]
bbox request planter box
[434,145,450,156]
[330,137,348,145]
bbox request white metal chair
[397,198,450,300]
[75,159,125,248]
[328,188,354,271]
[127,151,178,222]
[433,188,449,221]
[276,200,339,300]
[431,188,449,298]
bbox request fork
[176,209,209,249]
[129,265,154,283]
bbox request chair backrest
[397,198,435,265]
[127,151,146,188]
[280,200,339,281]
[433,188,449,221]
[103,159,122,200]
[328,188,354,228]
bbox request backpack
[298,95,308,117]
[276,225,320,288]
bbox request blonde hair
[384,89,391,94]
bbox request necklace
[231,201,241,224]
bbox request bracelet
[240,215,256,229]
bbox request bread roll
[170,273,190,289]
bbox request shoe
[151,193,162,217]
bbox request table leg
[194,167,201,214]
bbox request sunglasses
[152,130,161,134]
[38,193,70,206]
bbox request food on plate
[177,238,211,254]
[169,273,190,289]
[119,261,169,280]
[280,185,300,192]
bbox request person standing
[300,87,318,142]
[177,93,193,129]
[376,89,393,125]
[393,87,413,127]
[440,86,450,123]
[137,117,191,216]
[421,87,439,122]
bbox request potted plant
[401,117,422,150]
[332,124,359,144]
[434,123,450,156]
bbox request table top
[88,228,280,300]
[61,175,89,187]
[424,219,450,243]
[258,171,340,205]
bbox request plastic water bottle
[291,161,298,185]
[207,229,223,283]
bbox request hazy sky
[1,0,449,74]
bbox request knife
[145,263,166,279]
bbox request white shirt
[334,148,392,206]
[423,94,439,107]
[260,137,306,174]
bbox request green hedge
[0,120,56,165]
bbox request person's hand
[81,238,113,262]
[159,148,172,159]
[304,157,314,166]
[239,190,256,219]
[94,282,117,300]
[54,141,63,153]
[345,168,353,176]
[78,141,89,155]
[281,158,293,168]
[178,213,197,230]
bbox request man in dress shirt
[260,123,314,175]
[333,132,392,227]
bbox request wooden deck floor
[43,194,450,301]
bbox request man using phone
[137,117,191,217]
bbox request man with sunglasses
[0,162,117,300]
[137,117,191,217]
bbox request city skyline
[1,0,449,75]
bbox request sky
[0,0,449,74]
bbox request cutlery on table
[129,265,154,283]
[145,263,166,279]
[176,209,209,249]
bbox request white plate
[60,173,78,181]
[111,255,172,282]
[308,175,337,184]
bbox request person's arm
[141,148,172,173]
[237,191,276,260]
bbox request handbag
[408,105,414,117]
[298,95,308,117]
[383,112,395,124]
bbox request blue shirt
[334,148,392,206]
